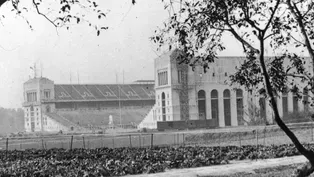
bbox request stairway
[137,104,157,129]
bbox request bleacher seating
[56,106,152,127]
[55,84,155,101]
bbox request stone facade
[139,50,313,129]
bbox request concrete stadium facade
[138,50,313,129]
[22,78,155,133]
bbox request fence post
[112,137,115,148]
[239,133,241,147]
[173,133,176,146]
[101,136,104,148]
[83,136,86,149]
[70,135,74,150]
[129,135,132,148]
[311,123,313,141]
[183,133,185,146]
[20,143,22,150]
[151,134,154,148]
[6,138,8,159]
[263,127,266,146]
[61,141,64,149]
[218,133,221,157]
[256,129,258,160]
[41,139,45,149]
[139,134,141,148]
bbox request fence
[1,122,314,151]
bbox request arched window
[303,88,309,112]
[293,92,299,113]
[30,106,34,112]
[259,97,266,121]
[211,90,219,122]
[236,89,244,126]
[223,89,231,126]
[198,90,206,120]
[161,92,166,121]
[282,90,288,118]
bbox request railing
[1,121,314,151]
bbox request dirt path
[127,155,307,177]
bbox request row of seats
[55,84,155,100]
[56,107,152,127]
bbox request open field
[0,122,314,150]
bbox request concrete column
[218,89,225,127]
[243,90,249,125]
[230,89,238,126]
[265,97,274,124]
[288,92,293,113]
[206,89,212,119]
[308,91,313,112]
[299,96,304,112]
[277,92,283,118]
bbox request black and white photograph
[1,0,314,176]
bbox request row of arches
[197,89,244,126]
[259,88,310,119]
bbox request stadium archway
[161,92,166,121]
[198,90,206,120]
[259,97,266,121]
[293,92,299,113]
[303,88,309,112]
[282,90,288,118]
[236,89,244,126]
[223,89,231,126]
[211,89,219,123]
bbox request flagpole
[116,72,122,127]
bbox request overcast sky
[0,0,307,109]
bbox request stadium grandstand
[22,77,155,132]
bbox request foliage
[0,0,136,35]
[153,0,314,174]
[0,144,313,176]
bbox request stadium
[22,77,155,132]
[22,50,313,133]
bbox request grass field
[1,123,314,151]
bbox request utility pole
[34,63,37,78]
[40,61,43,78]
[116,73,122,127]
[77,71,80,84]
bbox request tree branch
[302,2,314,18]
[264,32,277,40]
[263,0,280,33]
[289,33,306,46]
[221,1,259,53]
[0,0,7,8]
[32,0,56,28]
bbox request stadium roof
[54,84,155,101]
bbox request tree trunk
[258,37,314,176]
